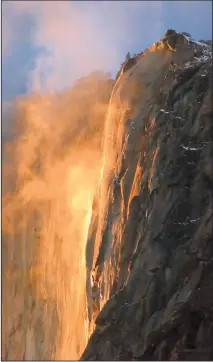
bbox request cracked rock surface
[81,30,213,361]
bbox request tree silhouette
[125,52,131,61]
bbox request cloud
[2,1,164,93]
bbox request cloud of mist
[3,1,164,93]
[2,71,113,359]
[3,1,212,100]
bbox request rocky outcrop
[81,31,213,360]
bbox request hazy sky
[2,0,212,100]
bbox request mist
[2,1,165,93]
[2,72,113,359]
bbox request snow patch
[160,109,170,114]
[193,40,209,48]
[182,34,212,67]
[181,145,203,151]
[173,217,200,226]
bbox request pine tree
[125,52,131,61]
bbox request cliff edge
[81,30,213,360]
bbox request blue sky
[2,1,212,100]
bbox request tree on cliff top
[125,52,131,61]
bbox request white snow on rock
[181,33,212,68]
[160,109,170,114]
[173,218,200,226]
[193,40,209,48]
[181,145,203,151]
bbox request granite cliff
[81,30,213,360]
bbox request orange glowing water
[2,73,111,359]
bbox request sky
[2,0,212,100]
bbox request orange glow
[2,73,111,360]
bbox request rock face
[81,31,213,360]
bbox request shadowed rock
[81,30,213,361]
